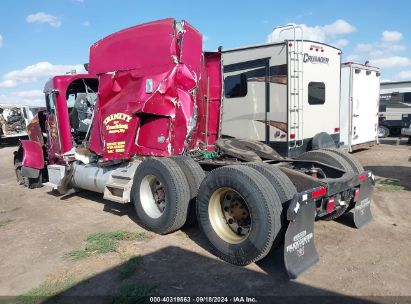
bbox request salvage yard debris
[0,106,26,138]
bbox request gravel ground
[0,139,410,302]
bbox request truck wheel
[26,171,43,189]
[14,161,25,185]
[377,126,389,138]
[197,165,282,265]
[296,150,353,220]
[323,148,364,173]
[14,160,43,188]
[296,150,353,173]
[171,155,205,227]
[132,158,190,235]
[245,162,297,248]
[245,163,296,204]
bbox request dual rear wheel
[132,158,293,265]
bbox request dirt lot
[0,139,410,302]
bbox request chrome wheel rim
[208,187,251,244]
[140,175,166,219]
[377,127,386,137]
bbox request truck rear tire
[296,150,353,173]
[323,148,364,173]
[245,162,296,204]
[244,162,297,248]
[171,155,205,227]
[197,165,282,265]
[132,158,190,235]
[296,150,353,221]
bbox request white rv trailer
[379,81,411,137]
[221,37,342,158]
[340,62,380,152]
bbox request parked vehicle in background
[0,105,27,142]
[340,62,380,152]
[401,126,411,143]
[13,19,374,279]
[379,81,411,138]
[221,25,342,158]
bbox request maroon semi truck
[14,18,374,278]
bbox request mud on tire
[196,165,282,265]
[132,157,190,235]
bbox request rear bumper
[283,171,374,278]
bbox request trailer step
[106,182,126,190]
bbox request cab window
[45,93,56,114]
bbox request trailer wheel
[197,165,282,265]
[245,162,297,248]
[323,148,364,173]
[132,158,190,235]
[377,126,389,138]
[171,155,205,227]
[296,150,353,220]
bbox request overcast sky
[0,0,410,106]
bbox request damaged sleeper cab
[14,18,374,279]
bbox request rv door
[351,68,380,146]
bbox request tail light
[312,187,327,199]
[290,133,295,139]
[359,173,367,182]
[334,127,340,133]
[326,197,335,214]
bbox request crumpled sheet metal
[88,18,218,160]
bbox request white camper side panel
[339,66,351,148]
[222,44,288,143]
[290,42,341,143]
[351,65,380,147]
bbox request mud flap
[284,195,319,279]
[351,176,374,228]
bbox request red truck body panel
[87,18,221,160]
[43,74,97,162]
[20,140,44,169]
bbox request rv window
[403,92,411,103]
[308,82,325,105]
[224,74,247,98]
